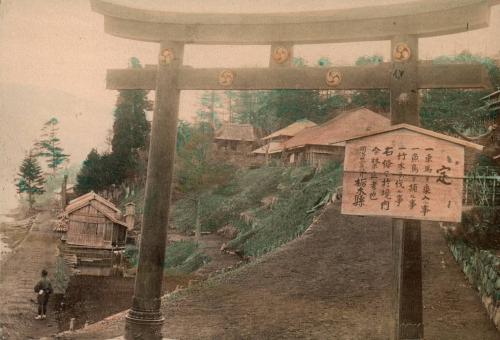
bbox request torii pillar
[90,1,496,339]
[390,35,423,339]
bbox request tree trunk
[61,175,68,210]
[194,197,201,241]
[28,190,33,210]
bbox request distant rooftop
[215,123,256,142]
[284,107,390,150]
[262,119,317,141]
[252,141,285,155]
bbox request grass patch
[172,162,343,257]
[124,240,210,274]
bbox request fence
[463,166,500,207]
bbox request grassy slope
[173,162,343,257]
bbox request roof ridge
[342,123,484,150]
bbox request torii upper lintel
[91,0,499,44]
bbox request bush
[458,207,500,249]
[124,240,210,274]
[164,240,199,268]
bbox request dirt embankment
[62,205,499,340]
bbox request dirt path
[422,222,499,339]
[195,233,242,278]
[0,211,60,339]
[61,205,499,339]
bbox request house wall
[113,224,127,246]
[305,145,345,168]
[286,145,345,168]
[215,140,255,154]
[66,205,114,249]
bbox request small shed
[214,123,257,153]
[64,191,127,249]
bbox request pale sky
[0,0,499,213]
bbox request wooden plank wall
[66,205,113,248]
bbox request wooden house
[284,107,391,168]
[262,119,317,143]
[252,119,317,161]
[64,191,127,249]
[214,123,257,153]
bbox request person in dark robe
[34,269,53,320]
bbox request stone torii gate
[91,1,496,339]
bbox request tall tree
[176,124,234,239]
[196,90,224,130]
[16,151,45,209]
[37,117,69,174]
[75,149,121,195]
[111,58,150,183]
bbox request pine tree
[16,151,45,209]
[37,117,69,174]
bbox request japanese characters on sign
[341,129,465,222]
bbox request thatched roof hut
[215,123,256,142]
[214,123,257,152]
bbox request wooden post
[125,41,184,340]
[390,35,424,340]
[61,174,68,210]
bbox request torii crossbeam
[91,1,497,339]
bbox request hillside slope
[60,204,498,339]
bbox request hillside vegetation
[173,162,343,257]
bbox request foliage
[33,164,80,208]
[16,151,45,208]
[176,120,192,151]
[76,58,151,193]
[458,207,500,249]
[112,79,150,182]
[176,124,235,196]
[355,55,384,65]
[124,240,210,273]
[420,52,500,134]
[175,123,235,235]
[351,55,390,113]
[36,117,69,174]
[173,162,343,257]
[164,240,199,268]
[75,149,121,194]
[196,90,223,130]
